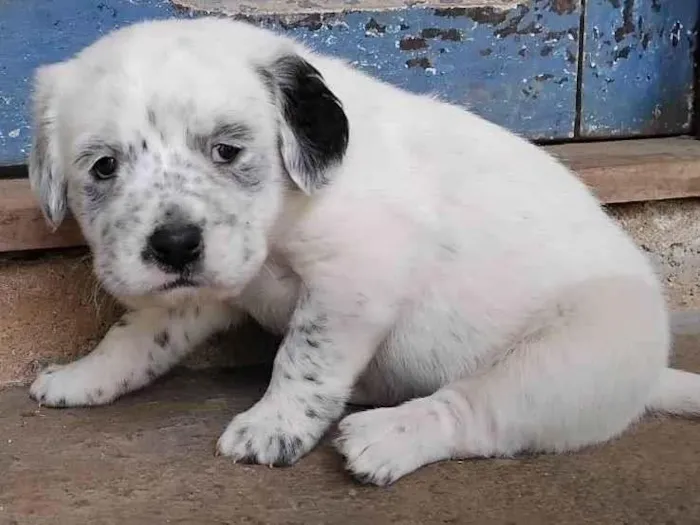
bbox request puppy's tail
[647,368,700,416]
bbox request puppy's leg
[30,302,238,407]
[216,288,392,466]
[336,277,669,485]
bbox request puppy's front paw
[29,363,117,407]
[216,401,325,467]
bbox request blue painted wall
[0,0,186,166]
[581,0,699,137]
[258,3,581,141]
[0,0,580,165]
[0,0,696,167]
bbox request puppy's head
[28,18,348,306]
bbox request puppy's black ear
[260,54,349,194]
[28,63,68,230]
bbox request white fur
[30,302,236,406]
[28,18,700,485]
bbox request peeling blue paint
[0,0,580,166]
[581,0,699,137]
[252,3,580,141]
[1,0,696,166]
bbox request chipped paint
[238,1,581,140]
[399,35,429,49]
[406,56,433,68]
[581,0,699,137]
[421,27,462,40]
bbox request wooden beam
[0,179,84,252]
[548,137,700,204]
[3,136,700,253]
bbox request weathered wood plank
[580,0,699,138]
[0,0,580,166]
[3,137,700,253]
[0,179,84,252]
[549,137,700,203]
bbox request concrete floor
[3,324,700,525]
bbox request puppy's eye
[211,144,242,164]
[91,156,118,180]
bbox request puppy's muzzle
[145,223,203,272]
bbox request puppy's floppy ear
[28,63,68,230]
[260,54,349,194]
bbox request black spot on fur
[305,337,320,348]
[305,407,321,419]
[115,318,129,328]
[154,331,170,348]
[233,428,306,467]
[56,397,67,408]
[232,427,259,464]
[271,435,305,467]
[96,388,105,398]
[303,373,321,384]
[261,55,349,192]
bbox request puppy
[27,17,700,486]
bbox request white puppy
[27,17,700,485]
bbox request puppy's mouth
[157,277,200,292]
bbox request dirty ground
[3,315,700,525]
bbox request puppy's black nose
[147,223,203,271]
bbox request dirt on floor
[3,318,700,525]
